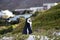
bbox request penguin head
[27,18,32,24]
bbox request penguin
[22,18,32,34]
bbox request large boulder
[0,10,15,18]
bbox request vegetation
[32,3,60,31]
[0,17,25,34]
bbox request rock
[2,36,13,40]
[27,35,35,40]
[37,35,40,39]
[53,32,60,36]
[40,35,49,40]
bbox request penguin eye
[29,20,31,22]
[29,20,30,22]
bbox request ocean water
[15,14,32,19]
[8,14,32,21]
